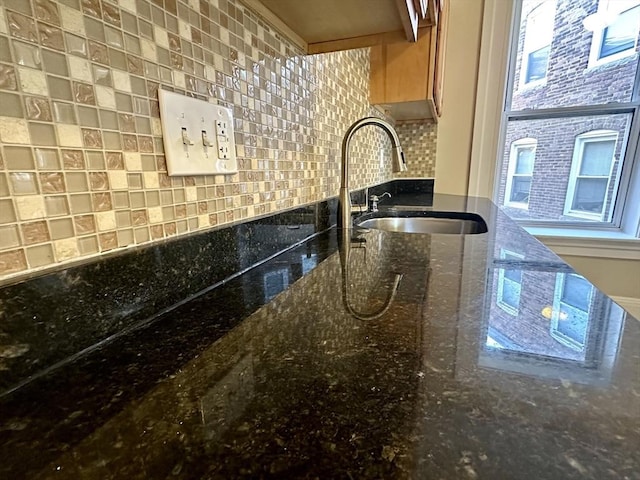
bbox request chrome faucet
[339,117,407,229]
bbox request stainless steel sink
[355,211,488,235]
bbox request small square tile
[38,23,65,51]
[0,225,20,249]
[0,249,28,274]
[34,148,60,169]
[52,102,77,124]
[42,49,68,76]
[99,232,117,250]
[18,67,48,95]
[69,193,92,213]
[29,122,57,146]
[0,92,24,117]
[77,106,99,127]
[65,171,88,192]
[15,195,46,220]
[78,235,99,255]
[112,191,130,209]
[10,172,39,195]
[25,243,54,267]
[12,41,42,68]
[53,237,79,260]
[74,214,95,234]
[21,220,50,244]
[0,199,17,223]
[49,217,74,239]
[7,11,38,43]
[44,195,69,216]
[24,96,52,121]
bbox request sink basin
[355,211,488,235]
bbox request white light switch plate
[158,89,238,176]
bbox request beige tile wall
[0,0,438,281]
[396,120,437,178]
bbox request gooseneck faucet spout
[339,117,407,229]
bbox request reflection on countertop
[0,195,638,479]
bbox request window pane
[555,308,589,347]
[502,279,521,308]
[510,0,639,110]
[504,267,523,283]
[580,140,615,176]
[510,176,532,202]
[561,275,591,311]
[572,177,608,213]
[499,113,631,223]
[526,46,550,82]
[600,6,640,58]
[516,147,535,173]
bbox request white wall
[434,0,485,195]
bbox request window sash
[599,5,640,59]
[498,0,640,230]
[564,133,617,220]
[505,141,536,208]
[496,250,524,314]
[551,273,593,352]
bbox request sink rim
[353,210,488,235]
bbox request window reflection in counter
[301,253,318,274]
[481,258,625,385]
[263,268,290,301]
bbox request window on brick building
[497,250,524,315]
[505,139,536,208]
[497,0,640,229]
[551,273,593,351]
[521,1,555,86]
[588,0,640,65]
[564,130,618,220]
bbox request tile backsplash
[0,0,437,281]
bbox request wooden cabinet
[239,0,436,54]
[370,0,448,121]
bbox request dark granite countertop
[1,194,638,479]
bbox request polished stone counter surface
[0,194,638,479]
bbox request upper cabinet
[239,0,438,54]
[370,0,449,121]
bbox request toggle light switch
[158,89,237,176]
[181,127,194,145]
[201,130,214,147]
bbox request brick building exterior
[498,0,640,222]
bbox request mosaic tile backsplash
[0,0,437,281]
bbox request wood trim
[237,0,308,52]
[308,30,408,55]
[396,0,419,42]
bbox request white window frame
[505,138,537,208]
[550,273,593,352]
[588,0,640,68]
[479,0,640,239]
[519,0,556,88]
[564,130,618,221]
[496,249,524,315]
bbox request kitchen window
[496,250,524,315]
[505,138,536,208]
[564,130,618,220]
[520,0,555,86]
[496,0,640,232]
